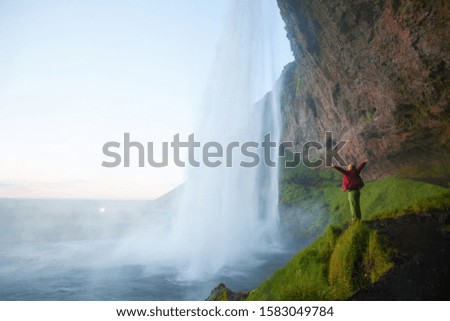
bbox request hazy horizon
[0,0,293,200]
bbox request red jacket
[334,162,367,191]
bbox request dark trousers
[347,189,361,220]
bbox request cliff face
[277,0,449,178]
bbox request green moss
[364,231,394,283]
[280,184,308,206]
[363,109,376,123]
[247,222,392,301]
[336,177,450,219]
[295,78,302,94]
[279,161,340,208]
[328,222,393,298]
[247,226,339,300]
[328,222,370,297]
[216,289,227,301]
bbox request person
[333,160,368,221]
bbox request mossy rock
[248,223,392,301]
[206,283,249,301]
[328,222,392,298]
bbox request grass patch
[322,177,450,224]
[248,226,338,300]
[279,163,450,234]
[247,222,392,300]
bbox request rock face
[277,0,449,178]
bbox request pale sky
[0,0,292,200]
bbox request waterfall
[164,0,289,279]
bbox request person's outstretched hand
[364,159,369,163]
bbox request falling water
[165,0,288,279]
[0,0,293,300]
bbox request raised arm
[333,165,348,175]
[356,160,368,173]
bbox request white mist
[165,0,290,279]
[0,0,294,300]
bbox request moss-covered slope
[247,222,393,300]
[250,165,449,301]
[279,162,450,240]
